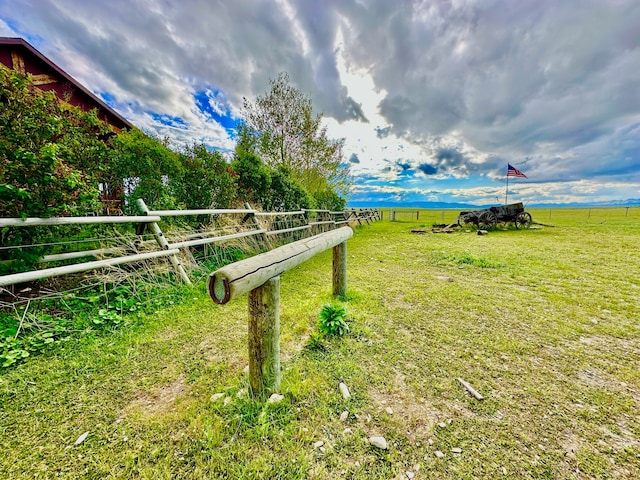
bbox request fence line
[0,205,380,290]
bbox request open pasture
[1,208,639,479]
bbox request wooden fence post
[332,241,347,297]
[135,199,191,284]
[248,276,281,395]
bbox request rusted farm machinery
[457,202,532,230]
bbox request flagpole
[505,164,509,205]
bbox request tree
[171,144,236,210]
[241,73,349,201]
[109,129,182,211]
[0,67,108,218]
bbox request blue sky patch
[193,89,239,137]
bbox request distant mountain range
[347,199,640,209]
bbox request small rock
[369,436,388,450]
[268,393,284,404]
[243,365,249,373]
[452,447,462,454]
[313,441,324,449]
[406,471,415,479]
[339,410,349,422]
[385,407,393,415]
[236,389,247,399]
[436,275,454,282]
[339,382,351,399]
[223,396,232,405]
[343,428,353,434]
[210,393,225,402]
[438,422,447,428]
[435,450,445,458]
[428,438,434,445]
[319,446,326,453]
[477,229,489,235]
[74,432,89,446]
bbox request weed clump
[317,303,350,337]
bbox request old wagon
[457,202,532,230]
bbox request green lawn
[1,208,639,479]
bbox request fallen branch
[457,377,484,400]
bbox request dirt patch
[367,384,443,441]
[123,375,187,418]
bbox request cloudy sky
[2,0,639,206]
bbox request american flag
[507,164,527,178]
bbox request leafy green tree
[241,72,349,202]
[264,166,313,212]
[171,144,237,210]
[109,129,182,211]
[0,67,107,218]
[232,147,272,208]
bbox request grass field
[1,208,639,479]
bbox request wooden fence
[209,226,353,395]
[0,204,380,290]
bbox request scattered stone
[428,438,434,445]
[339,410,349,422]
[435,450,445,458]
[243,365,249,374]
[210,393,225,402]
[223,396,232,406]
[369,436,388,450]
[74,432,89,446]
[385,407,393,415]
[406,471,415,479]
[438,422,447,428]
[313,441,324,449]
[452,447,462,454]
[436,275,454,282]
[236,388,247,399]
[343,428,353,434]
[268,393,284,404]
[319,446,326,453]
[339,382,351,399]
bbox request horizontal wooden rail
[265,225,310,236]
[0,249,181,287]
[168,229,265,249]
[0,216,160,227]
[145,208,254,217]
[309,220,335,226]
[254,211,305,217]
[209,226,353,304]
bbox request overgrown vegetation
[1,209,638,478]
[0,67,348,274]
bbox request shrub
[318,303,350,337]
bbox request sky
[1,0,639,206]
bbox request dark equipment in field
[457,202,532,230]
